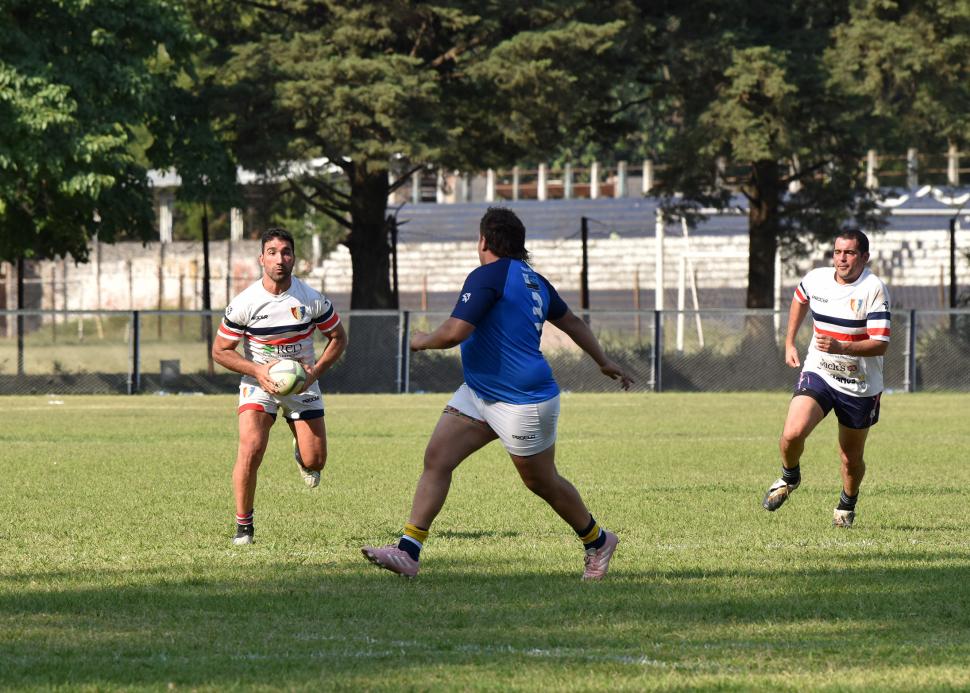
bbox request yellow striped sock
[579,522,601,545]
[403,523,429,546]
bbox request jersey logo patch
[291,305,308,320]
[522,273,540,290]
[242,385,256,398]
[849,299,864,314]
[461,292,471,303]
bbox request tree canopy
[187,0,632,308]
[0,0,227,264]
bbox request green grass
[1,392,969,691]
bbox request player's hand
[814,334,843,354]
[410,330,429,352]
[256,360,281,394]
[297,362,315,394]
[600,360,634,391]
[785,344,801,368]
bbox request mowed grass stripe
[1,392,969,690]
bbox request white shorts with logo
[237,377,325,420]
[447,383,559,457]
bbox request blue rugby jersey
[450,257,568,404]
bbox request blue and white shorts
[794,371,880,430]
[447,383,559,457]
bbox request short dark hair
[479,207,529,261]
[835,229,869,254]
[261,227,295,253]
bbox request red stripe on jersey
[247,326,315,346]
[218,326,242,341]
[867,327,891,337]
[317,313,341,332]
[815,327,868,342]
[794,287,808,303]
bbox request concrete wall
[2,227,966,314]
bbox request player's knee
[520,472,554,497]
[780,424,808,446]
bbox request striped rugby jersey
[218,277,341,367]
[794,267,891,396]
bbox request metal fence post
[399,310,411,394]
[128,310,141,395]
[652,309,663,393]
[904,309,917,393]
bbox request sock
[236,509,254,533]
[397,523,428,561]
[578,515,606,550]
[782,465,800,487]
[837,489,858,511]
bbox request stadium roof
[394,191,970,243]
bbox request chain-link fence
[1,308,968,394]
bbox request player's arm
[785,297,810,368]
[815,336,888,357]
[211,333,278,392]
[306,321,348,384]
[410,317,475,351]
[549,310,633,390]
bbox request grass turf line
[1,392,969,691]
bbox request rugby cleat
[582,530,619,581]
[293,437,320,488]
[232,524,254,545]
[361,544,419,578]
[762,478,799,511]
[833,508,856,528]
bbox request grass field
[2,392,970,691]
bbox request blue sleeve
[540,275,568,321]
[450,260,508,325]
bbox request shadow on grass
[2,551,970,688]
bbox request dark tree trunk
[746,159,781,309]
[342,164,400,392]
[347,164,396,310]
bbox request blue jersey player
[363,208,633,579]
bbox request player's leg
[362,389,497,576]
[509,444,618,580]
[287,416,326,488]
[765,374,830,512]
[232,408,275,544]
[510,444,588,528]
[283,385,325,487]
[831,392,879,527]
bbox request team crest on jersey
[849,298,864,314]
[461,293,471,303]
[242,385,256,398]
[291,305,308,320]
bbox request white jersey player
[763,230,890,529]
[795,265,891,396]
[212,228,347,545]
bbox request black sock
[782,465,800,486]
[577,515,606,550]
[397,537,421,561]
[837,489,858,511]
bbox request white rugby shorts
[237,377,325,420]
[447,383,559,457]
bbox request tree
[187,1,631,309]
[625,1,886,309]
[0,0,213,264]
[829,0,970,156]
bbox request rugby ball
[268,359,307,396]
